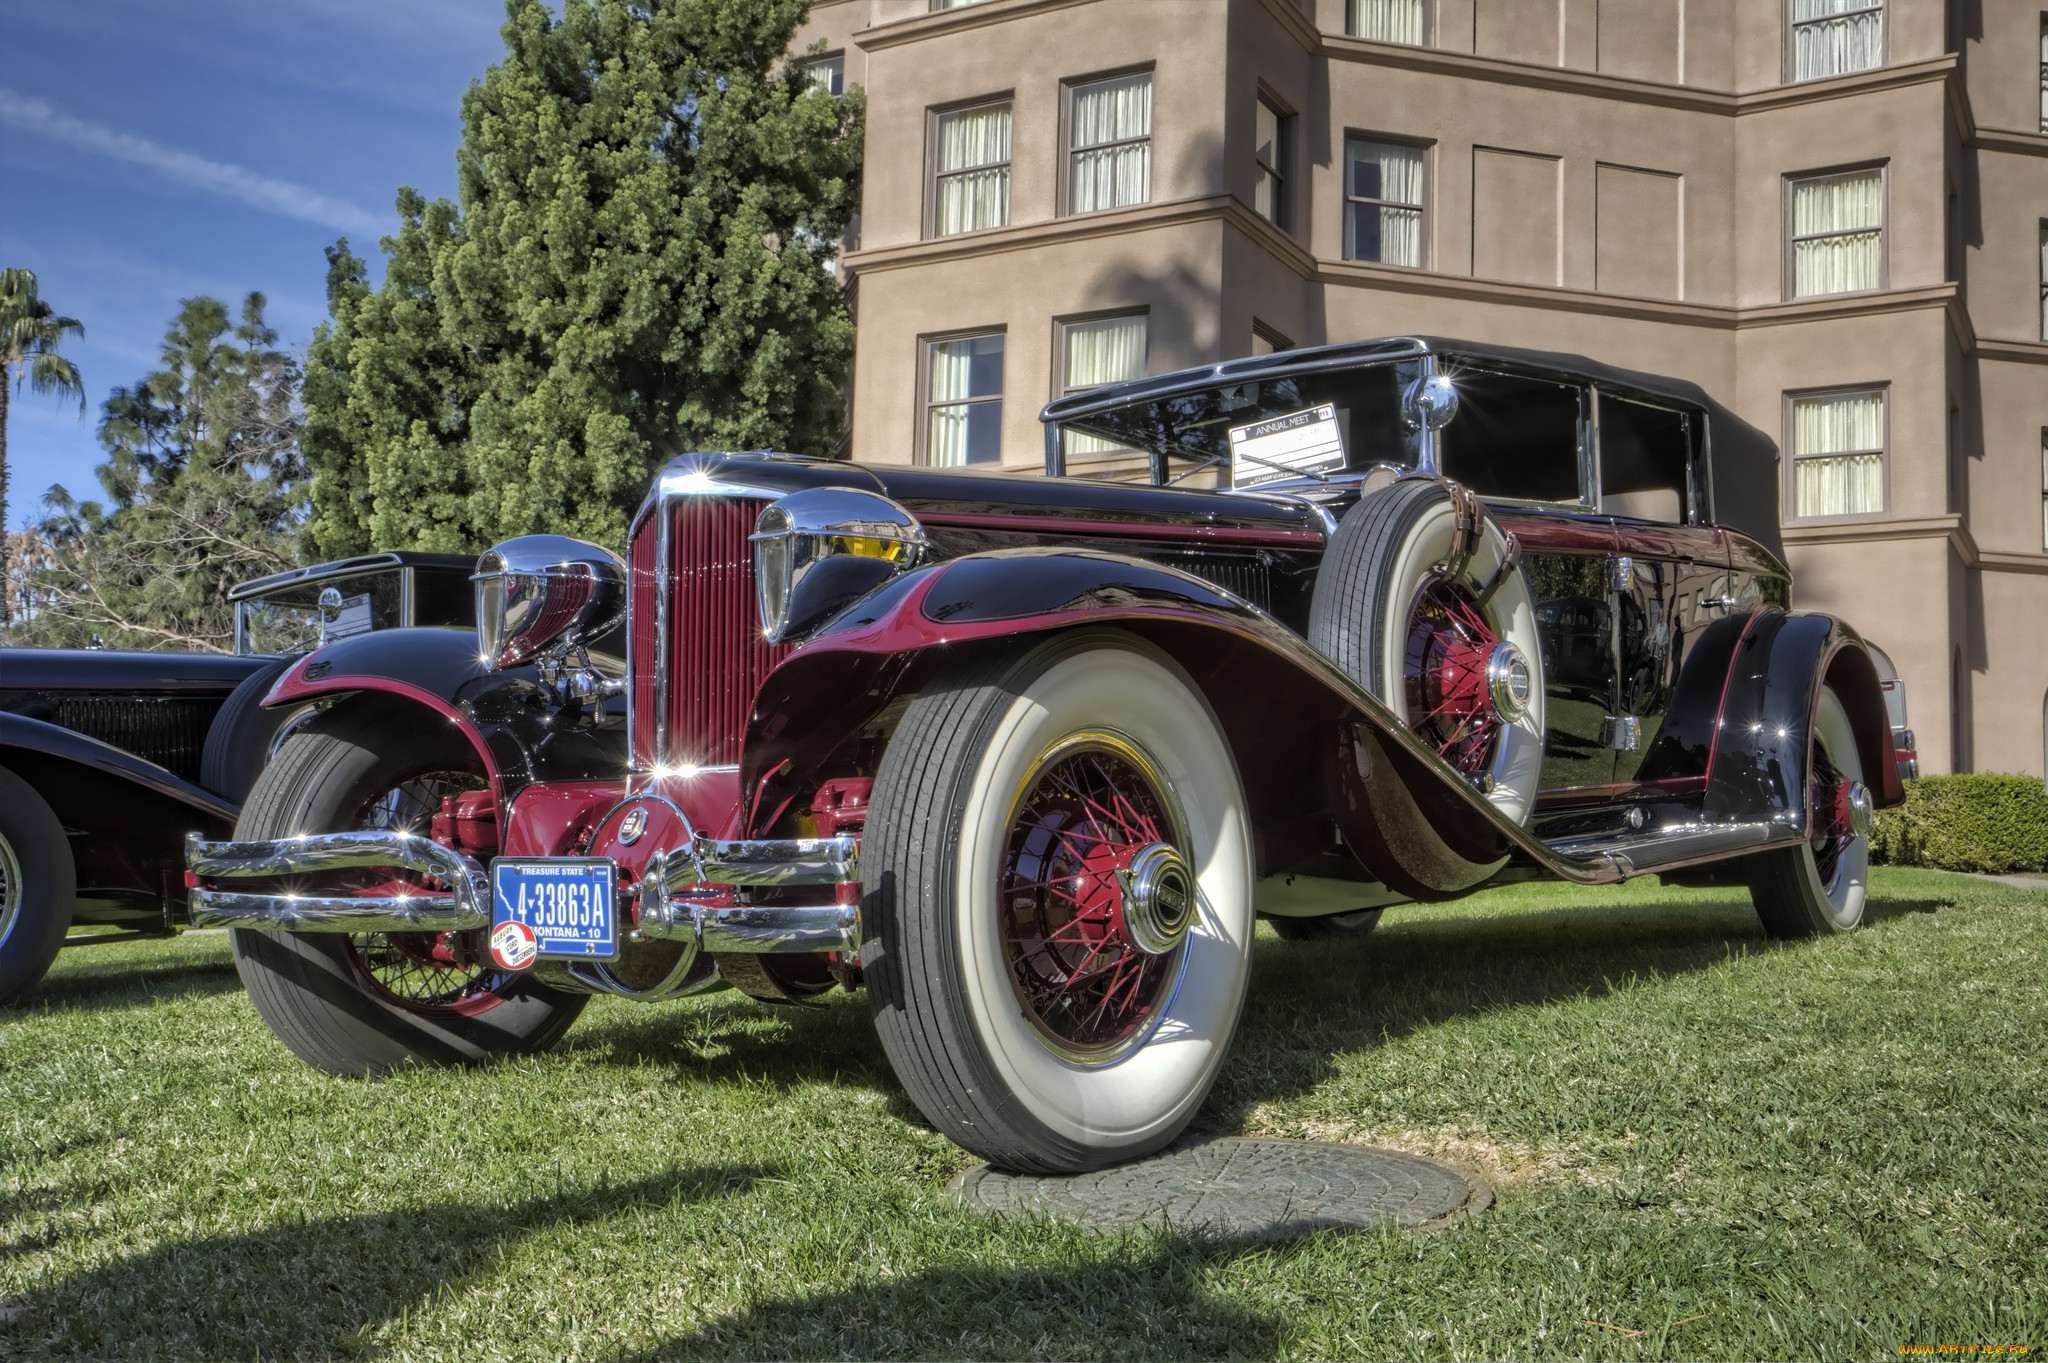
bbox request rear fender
[740,548,1512,890]
[264,628,627,810]
[1702,611,1903,831]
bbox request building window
[1789,167,1883,297]
[1254,98,1291,228]
[1059,314,1148,459]
[806,53,844,95]
[1252,322,1292,354]
[933,102,1011,236]
[2039,14,2047,132]
[2039,220,2047,339]
[1791,0,1883,81]
[1790,389,1885,517]
[932,0,994,8]
[1350,0,1427,44]
[1068,73,1152,215]
[2040,429,2047,550]
[1345,138,1426,267]
[924,333,1004,466]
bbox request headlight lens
[751,489,925,643]
[472,535,626,668]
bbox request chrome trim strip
[638,898,859,955]
[652,486,671,769]
[184,831,490,933]
[190,889,485,934]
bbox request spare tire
[1308,476,1546,826]
[200,656,297,802]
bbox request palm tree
[1,268,86,627]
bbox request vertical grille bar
[628,514,662,770]
[628,496,787,771]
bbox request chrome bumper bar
[184,831,491,934]
[182,827,861,954]
[634,837,860,954]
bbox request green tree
[18,294,304,651]
[0,268,86,627]
[304,0,863,559]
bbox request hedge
[1869,774,2048,875]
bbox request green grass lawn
[3,868,2043,1361]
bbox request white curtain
[928,336,1002,466]
[1063,315,1146,458]
[1793,0,1883,80]
[1254,101,1283,222]
[1350,0,1425,45]
[1793,170,1882,296]
[1069,75,1151,214]
[1793,391,1885,516]
[936,104,1010,235]
[1350,141,1424,267]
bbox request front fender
[1703,611,1903,831]
[741,549,1553,889]
[265,628,627,805]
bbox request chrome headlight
[472,535,626,669]
[751,488,926,644]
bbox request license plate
[490,858,617,963]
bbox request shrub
[1870,774,2048,875]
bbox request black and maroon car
[0,552,476,1004]
[185,337,1906,1173]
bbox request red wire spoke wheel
[998,736,1186,1058]
[340,771,506,1017]
[1747,682,1873,937]
[1402,577,1506,780]
[226,708,585,1075]
[863,632,1255,1173]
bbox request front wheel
[228,707,586,1075]
[1748,683,1872,937]
[863,633,1256,1173]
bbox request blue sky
[0,0,510,527]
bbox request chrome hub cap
[1114,841,1196,957]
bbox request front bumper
[183,828,860,955]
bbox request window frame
[925,94,1015,240]
[1342,131,1432,269]
[1253,90,1294,232]
[2038,219,2047,340]
[804,51,845,96]
[1058,65,1155,219]
[1782,382,1891,523]
[1053,308,1151,400]
[1251,320,1293,354]
[917,326,1007,468]
[2039,427,2047,552]
[1347,0,1434,46]
[1783,0,1886,83]
[1782,162,1889,301]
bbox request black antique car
[0,552,475,1004]
[185,337,1905,1173]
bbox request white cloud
[0,87,385,238]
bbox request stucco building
[793,0,2048,777]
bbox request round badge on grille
[618,806,647,845]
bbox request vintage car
[184,337,1906,1173]
[0,552,476,1004]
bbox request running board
[1541,821,1801,879]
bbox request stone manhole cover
[950,1137,1489,1238]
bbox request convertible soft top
[1040,335,1785,561]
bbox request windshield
[1051,358,1424,488]
[234,571,402,656]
